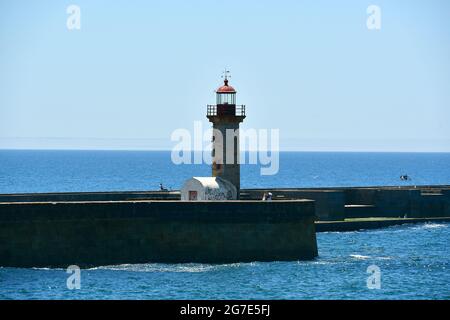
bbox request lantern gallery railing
[207,105,246,117]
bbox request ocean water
[1,223,449,300]
[0,150,449,193]
[0,150,449,299]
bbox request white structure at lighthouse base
[181,177,237,201]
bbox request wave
[376,256,393,260]
[420,223,448,229]
[349,254,371,260]
[348,221,450,235]
[88,262,248,273]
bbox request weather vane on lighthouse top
[221,69,231,82]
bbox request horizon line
[1,148,450,154]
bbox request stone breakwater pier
[0,198,317,268]
[240,185,450,220]
[0,184,449,268]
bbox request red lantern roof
[216,79,236,93]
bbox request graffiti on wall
[205,187,233,200]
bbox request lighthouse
[207,71,246,195]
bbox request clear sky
[1,0,449,151]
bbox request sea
[0,150,449,299]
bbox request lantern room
[207,72,245,119]
[216,79,236,105]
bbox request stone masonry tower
[207,71,246,196]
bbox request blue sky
[1,0,449,151]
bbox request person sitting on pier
[262,192,273,201]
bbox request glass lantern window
[217,93,236,105]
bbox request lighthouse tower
[207,71,246,195]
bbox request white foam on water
[308,260,338,265]
[89,262,247,273]
[376,256,393,260]
[349,254,370,260]
[422,223,448,229]
[408,222,449,231]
